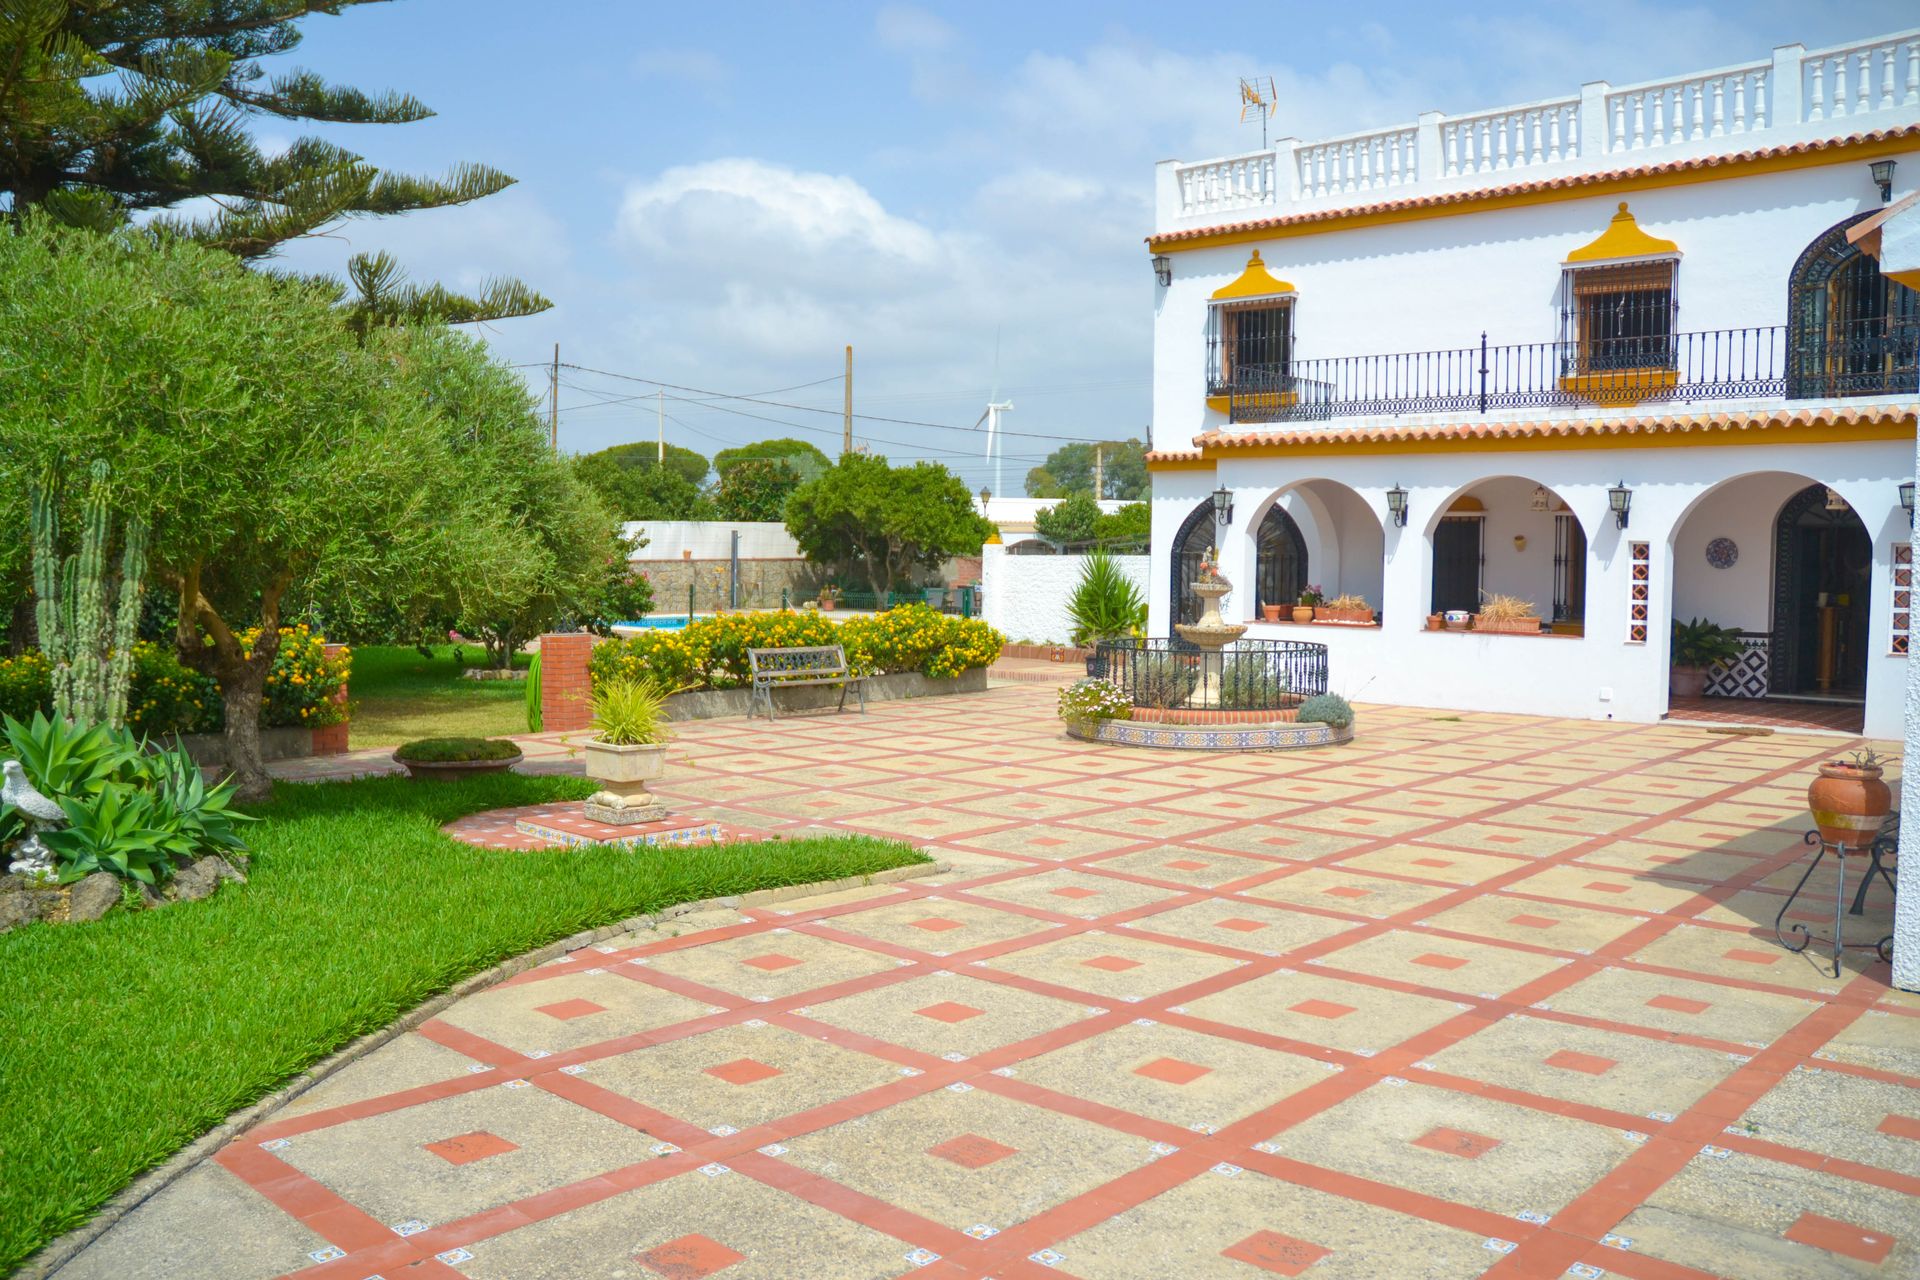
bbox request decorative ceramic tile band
[512,818,725,849]
[1065,718,1353,751]
[1627,541,1651,644]
[1893,543,1912,656]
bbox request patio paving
[56,685,1917,1280]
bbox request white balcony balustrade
[1161,28,1920,228]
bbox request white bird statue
[4,759,65,879]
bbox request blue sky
[270,1,1911,488]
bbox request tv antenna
[1240,77,1277,150]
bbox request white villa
[1145,31,1920,742]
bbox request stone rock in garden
[135,881,164,910]
[68,872,123,922]
[0,872,24,893]
[0,888,50,931]
[167,858,224,903]
[206,855,246,884]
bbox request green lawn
[349,643,533,746]
[0,773,927,1272]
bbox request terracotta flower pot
[1669,665,1709,699]
[1261,604,1283,621]
[1426,614,1443,631]
[1291,606,1314,623]
[1806,761,1892,850]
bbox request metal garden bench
[747,645,866,721]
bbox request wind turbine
[971,330,1012,498]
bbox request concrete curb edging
[23,857,945,1279]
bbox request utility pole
[548,342,559,449]
[1094,445,1104,499]
[843,344,854,456]
[656,389,664,464]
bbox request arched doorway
[1254,505,1307,615]
[1770,483,1872,697]
[1169,501,1215,627]
[1787,213,1920,399]
[1426,479,1588,631]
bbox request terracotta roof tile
[1149,125,1920,247]
[1148,404,1916,460]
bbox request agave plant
[1066,551,1147,647]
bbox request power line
[558,362,1117,447]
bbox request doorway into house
[1771,483,1871,699]
[1431,516,1484,614]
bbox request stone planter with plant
[392,736,523,780]
[583,676,673,825]
[1670,617,1743,699]
[1318,593,1375,624]
[1057,677,1132,737]
[1473,593,1541,634]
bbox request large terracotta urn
[1806,758,1892,850]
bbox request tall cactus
[29,460,150,728]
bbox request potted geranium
[392,736,523,780]
[582,676,674,825]
[1292,584,1324,624]
[1670,617,1743,699]
[1807,747,1893,849]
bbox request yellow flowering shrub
[589,606,1004,691]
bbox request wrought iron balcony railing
[1222,320,1920,424]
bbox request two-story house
[1144,31,1919,741]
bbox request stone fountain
[1174,561,1246,708]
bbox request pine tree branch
[226,69,431,123]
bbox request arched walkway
[1246,479,1384,620]
[1668,471,1871,716]
[1423,477,1588,629]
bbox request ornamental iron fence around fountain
[1091,637,1328,714]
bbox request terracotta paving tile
[533,998,607,1020]
[1133,1057,1213,1085]
[916,1001,985,1024]
[1082,955,1144,972]
[421,1131,518,1165]
[702,1058,782,1086]
[1289,999,1357,1020]
[740,953,804,972]
[1216,917,1269,933]
[1881,1114,1920,1142]
[909,916,965,933]
[1219,1229,1331,1274]
[1782,1210,1896,1263]
[1409,1127,1502,1159]
[1543,1050,1617,1076]
[635,1232,748,1279]
[1647,994,1713,1015]
[1411,953,1470,971]
[926,1133,1019,1169]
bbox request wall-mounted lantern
[1900,479,1915,521]
[1871,158,1897,203]
[1211,486,1234,526]
[1385,485,1408,528]
[1608,481,1632,529]
[1152,254,1173,287]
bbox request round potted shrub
[582,676,673,825]
[392,737,523,780]
[1807,747,1892,849]
[1670,617,1743,699]
[1295,692,1355,735]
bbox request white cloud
[874,5,956,54]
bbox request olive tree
[0,219,585,797]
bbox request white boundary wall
[982,544,1149,645]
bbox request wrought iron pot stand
[1773,818,1897,979]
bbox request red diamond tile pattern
[163,685,1907,1280]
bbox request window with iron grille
[1552,513,1587,624]
[1559,262,1677,373]
[1207,299,1292,396]
[1431,516,1483,614]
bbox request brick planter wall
[311,642,352,755]
[539,632,596,732]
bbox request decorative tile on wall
[1705,635,1770,698]
[1627,542,1650,644]
[1894,542,1913,656]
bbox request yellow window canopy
[1564,202,1680,267]
[1211,249,1296,301]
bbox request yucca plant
[590,676,673,746]
[1066,551,1147,647]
